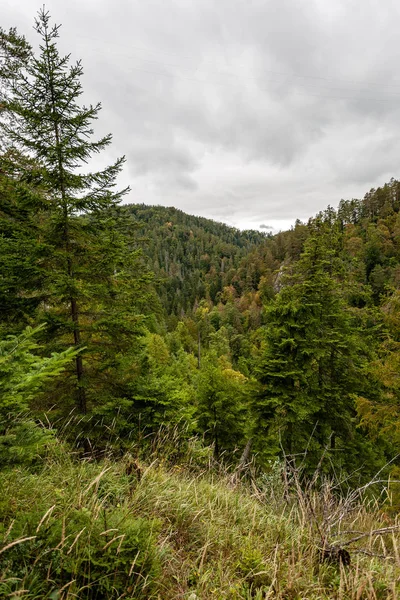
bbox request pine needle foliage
[1,9,131,414]
[0,325,76,466]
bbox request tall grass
[0,436,399,599]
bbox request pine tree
[254,216,369,469]
[1,10,130,413]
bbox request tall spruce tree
[254,215,369,470]
[1,10,130,413]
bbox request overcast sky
[3,0,400,231]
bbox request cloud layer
[4,0,400,231]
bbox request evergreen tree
[0,29,47,332]
[1,10,130,413]
[254,217,370,470]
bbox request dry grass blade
[66,528,86,554]
[82,467,112,495]
[3,519,15,543]
[128,550,141,577]
[36,504,56,532]
[102,534,125,551]
[0,536,37,554]
[99,528,119,536]
[58,579,76,593]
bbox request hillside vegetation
[122,204,266,316]
[1,440,400,599]
[2,10,400,600]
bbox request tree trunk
[239,438,253,469]
[71,297,86,413]
[45,27,86,415]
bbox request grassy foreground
[0,445,399,599]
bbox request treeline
[1,10,400,484]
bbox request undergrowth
[0,440,400,599]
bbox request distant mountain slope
[120,204,267,315]
[121,179,400,318]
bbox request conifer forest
[2,10,400,600]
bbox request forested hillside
[2,10,400,599]
[120,204,267,315]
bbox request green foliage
[132,333,196,428]
[0,458,161,599]
[122,204,267,315]
[0,325,76,466]
[357,290,400,449]
[1,512,160,599]
[0,420,55,469]
[254,217,383,473]
[0,150,50,330]
[0,25,31,87]
[1,452,399,599]
[196,350,249,457]
[0,326,75,412]
[0,10,156,415]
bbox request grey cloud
[128,142,197,177]
[3,0,400,229]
